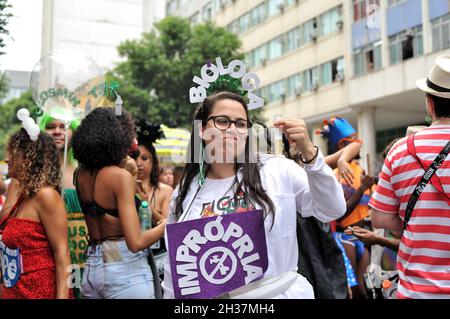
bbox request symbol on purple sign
[200,247,237,285]
[167,210,269,299]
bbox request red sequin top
[0,200,59,299]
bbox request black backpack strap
[404,134,450,232]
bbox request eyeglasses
[207,116,252,134]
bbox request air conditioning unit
[261,58,268,66]
[277,4,285,12]
[280,93,286,101]
[295,88,303,97]
[312,81,319,91]
[336,20,344,31]
[336,72,345,82]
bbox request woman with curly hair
[71,107,166,299]
[39,110,87,299]
[0,129,72,299]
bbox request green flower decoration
[206,75,247,97]
[31,106,44,118]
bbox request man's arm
[370,208,403,232]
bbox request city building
[0,70,30,104]
[166,0,450,172]
[41,0,145,70]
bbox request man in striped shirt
[369,54,450,299]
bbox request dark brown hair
[174,91,275,220]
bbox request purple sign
[167,210,268,299]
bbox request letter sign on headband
[189,57,265,110]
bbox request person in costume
[317,117,375,298]
[71,107,166,299]
[39,110,88,298]
[38,108,80,189]
[162,90,346,299]
[0,121,72,299]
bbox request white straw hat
[416,54,450,99]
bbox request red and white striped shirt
[369,125,450,299]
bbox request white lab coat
[162,152,346,299]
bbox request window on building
[251,3,267,27]
[287,74,302,97]
[215,0,231,11]
[376,125,411,153]
[202,2,213,21]
[389,26,423,65]
[319,6,342,36]
[267,0,287,17]
[353,42,381,76]
[432,13,450,52]
[336,57,345,80]
[303,67,320,92]
[303,18,317,44]
[321,62,333,86]
[228,20,239,34]
[286,26,302,51]
[268,80,286,102]
[253,44,268,67]
[354,49,364,76]
[268,35,285,60]
[239,13,251,33]
[167,0,178,15]
[321,57,345,85]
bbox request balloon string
[61,121,70,198]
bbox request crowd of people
[0,54,449,299]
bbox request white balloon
[22,118,34,130]
[29,125,40,136]
[17,108,30,122]
[29,134,39,142]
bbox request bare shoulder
[158,183,173,196]
[36,187,61,202]
[100,166,134,182]
[35,187,64,212]
[99,166,135,194]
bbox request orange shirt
[334,161,371,228]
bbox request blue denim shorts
[81,239,155,299]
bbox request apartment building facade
[168,0,450,171]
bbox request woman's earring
[198,143,206,187]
